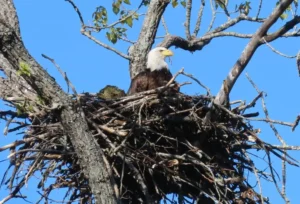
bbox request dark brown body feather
[127,68,173,95]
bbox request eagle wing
[148,69,172,89]
[127,68,178,95]
[127,71,150,95]
[149,69,180,93]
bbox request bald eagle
[128,47,177,95]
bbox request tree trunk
[0,0,117,203]
[129,0,170,79]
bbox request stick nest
[0,87,298,204]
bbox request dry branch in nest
[0,80,299,204]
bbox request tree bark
[0,1,117,203]
[129,0,170,79]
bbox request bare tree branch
[93,5,144,31]
[159,30,299,53]
[192,0,205,37]
[297,51,300,76]
[246,73,291,203]
[256,0,263,19]
[209,14,264,34]
[185,0,192,39]
[207,0,217,31]
[214,0,296,106]
[41,54,78,94]
[158,35,211,50]
[159,14,265,51]
[263,15,300,42]
[262,38,297,58]
[65,0,130,60]
[82,31,130,60]
[161,16,170,35]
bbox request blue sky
[0,0,300,203]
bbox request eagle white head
[147,47,174,71]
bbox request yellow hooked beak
[161,49,173,57]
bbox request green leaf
[280,12,288,20]
[113,4,120,15]
[125,16,133,27]
[17,61,31,77]
[132,12,139,20]
[180,0,186,8]
[116,27,127,33]
[112,1,121,15]
[123,0,130,5]
[107,28,118,44]
[93,6,108,26]
[238,1,251,16]
[244,1,251,15]
[115,27,128,38]
[244,7,249,15]
[111,32,118,44]
[16,104,25,115]
[102,8,107,16]
[215,0,228,9]
[106,32,111,41]
[276,0,289,20]
[143,0,150,6]
[172,0,178,8]
[106,32,117,44]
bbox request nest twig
[0,80,299,203]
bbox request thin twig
[8,149,74,158]
[246,72,291,203]
[262,37,297,58]
[166,68,184,86]
[256,0,263,19]
[242,149,264,204]
[207,0,217,32]
[3,116,14,136]
[297,51,300,77]
[65,0,84,27]
[41,54,78,95]
[161,16,169,35]
[193,0,205,37]
[118,36,136,44]
[292,115,300,131]
[181,71,211,96]
[215,102,294,127]
[82,31,130,60]
[282,150,287,200]
[65,0,130,60]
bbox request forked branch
[214,0,297,106]
[65,0,130,60]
